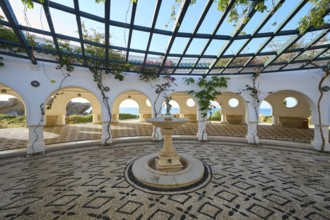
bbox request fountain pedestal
[147,117,189,171]
[128,116,208,190]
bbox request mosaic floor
[0,140,329,219]
[0,122,315,151]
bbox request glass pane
[250,56,269,65]
[230,57,250,67]
[261,36,292,52]
[215,58,231,67]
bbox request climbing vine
[310,62,330,152]
[184,76,229,140]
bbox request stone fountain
[129,99,206,190]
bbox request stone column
[221,114,227,124]
[272,115,280,125]
[92,114,101,123]
[197,119,208,141]
[311,125,330,151]
[27,125,45,155]
[246,122,260,144]
[101,121,112,145]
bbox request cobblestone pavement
[0,122,315,151]
[0,140,329,219]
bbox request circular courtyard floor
[0,140,329,219]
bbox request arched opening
[209,100,221,121]
[119,99,140,121]
[161,99,180,117]
[65,97,92,124]
[259,100,273,124]
[0,93,26,128]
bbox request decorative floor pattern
[0,122,316,151]
[0,140,329,219]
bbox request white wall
[0,55,329,126]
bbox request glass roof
[0,0,329,76]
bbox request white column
[197,110,207,141]
[246,103,260,144]
[27,125,45,154]
[101,121,112,145]
[246,122,260,144]
[311,125,330,152]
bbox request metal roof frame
[0,0,329,76]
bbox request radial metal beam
[203,1,259,76]
[157,0,191,75]
[0,0,37,64]
[125,0,138,62]
[43,0,63,61]
[279,29,329,71]
[170,0,213,74]
[238,0,308,73]
[260,7,330,72]
[178,0,236,76]
[224,0,285,72]
[73,0,86,66]
[104,0,110,73]
[141,0,162,72]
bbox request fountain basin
[131,153,205,189]
[147,117,189,129]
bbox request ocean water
[119,107,272,116]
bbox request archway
[161,99,180,117]
[209,100,221,121]
[0,84,28,151]
[65,97,93,124]
[259,100,273,124]
[45,87,101,126]
[112,90,152,123]
[119,99,140,121]
[264,91,311,129]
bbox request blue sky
[1,0,323,58]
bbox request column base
[246,135,260,144]
[27,142,45,155]
[197,131,207,141]
[311,140,330,152]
